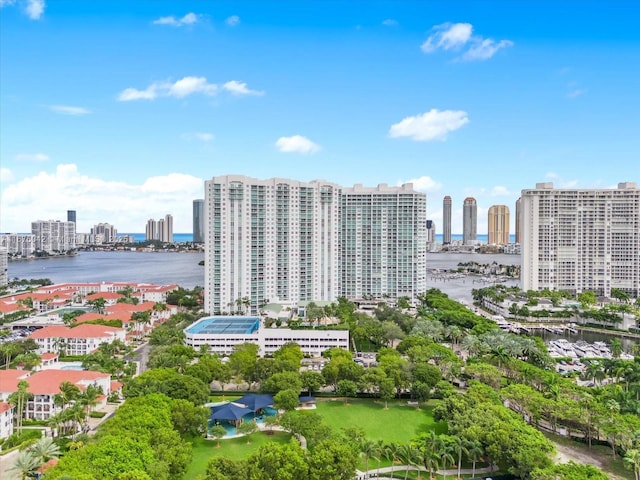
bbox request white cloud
[0,164,204,232]
[400,176,442,192]
[421,23,472,53]
[226,15,240,26]
[181,132,214,142]
[25,0,43,19]
[117,85,158,101]
[15,153,49,162]
[49,105,91,115]
[0,0,44,19]
[168,77,217,98]
[461,38,513,61]
[275,135,321,154]
[490,186,511,196]
[222,80,264,96]
[118,77,262,101]
[153,12,199,27]
[421,22,512,61]
[382,19,398,27]
[0,168,13,183]
[389,109,469,141]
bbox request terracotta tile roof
[29,324,124,340]
[0,402,14,413]
[106,302,154,314]
[40,353,59,360]
[86,292,123,301]
[15,369,110,395]
[0,370,31,392]
[110,381,123,391]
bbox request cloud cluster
[275,135,321,154]
[400,176,442,192]
[153,12,199,27]
[118,76,263,101]
[389,109,469,141]
[421,23,513,61]
[0,164,204,232]
[0,0,44,19]
[49,105,91,116]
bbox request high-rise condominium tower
[204,175,427,315]
[193,199,205,243]
[488,205,510,245]
[521,182,640,297]
[145,215,173,243]
[462,197,477,245]
[67,210,76,224]
[341,183,426,300]
[443,196,452,244]
[515,197,522,244]
[31,220,76,253]
[90,223,118,243]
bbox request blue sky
[1,1,639,235]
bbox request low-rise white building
[0,402,14,440]
[184,316,349,357]
[29,324,126,356]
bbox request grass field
[184,431,293,479]
[315,398,447,444]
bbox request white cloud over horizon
[275,135,321,154]
[118,77,262,101]
[389,109,469,141]
[421,22,512,61]
[0,167,13,183]
[49,105,91,115]
[400,176,442,192]
[153,12,199,27]
[0,164,204,233]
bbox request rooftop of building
[185,316,261,335]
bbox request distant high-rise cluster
[204,175,426,314]
[426,220,436,251]
[90,223,118,243]
[145,214,173,243]
[487,205,510,245]
[462,197,477,245]
[521,182,640,298]
[442,196,452,244]
[0,247,7,287]
[31,220,76,253]
[193,199,204,243]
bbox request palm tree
[422,431,442,480]
[8,380,32,435]
[466,440,484,477]
[398,443,416,480]
[359,438,379,475]
[383,442,400,477]
[57,381,80,412]
[450,436,469,480]
[438,441,456,480]
[29,437,61,465]
[9,450,40,480]
[80,384,102,418]
[624,448,640,480]
[611,338,624,359]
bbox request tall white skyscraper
[0,247,7,287]
[341,183,426,299]
[204,175,341,314]
[31,220,76,253]
[145,215,173,243]
[204,175,427,314]
[521,182,640,298]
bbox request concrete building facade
[443,196,452,244]
[521,182,640,297]
[193,199,205,243]
[462,197,477,245]
[488,205,510,245]
[204,175,427,315]
[515,197,522,244]
[31,220,76,253]
[0,234,36,257]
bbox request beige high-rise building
[488,205,510,245]
[521,182,640,298]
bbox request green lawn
[185,431,292,479]
[315,399,447,443]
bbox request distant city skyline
[1,1,639,234]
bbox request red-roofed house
[85,291,123,304]
[29,324,126,356]
[0,369,112,420]
[0,401,14,439]
[40,353,59,368]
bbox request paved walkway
[354,464,497,479]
